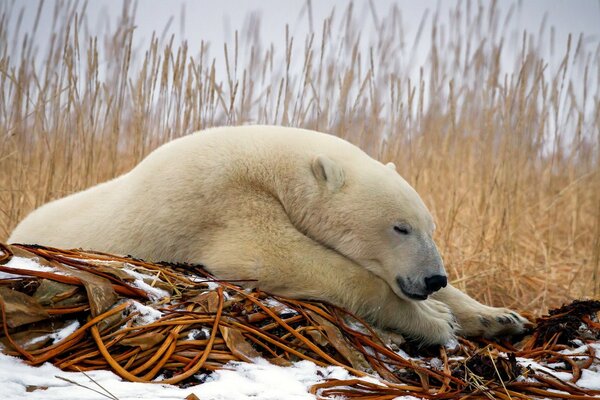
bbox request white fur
[9,125,528,344]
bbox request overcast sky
[88,0,600,49]
[8,0,600,62]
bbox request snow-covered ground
[0,354,356,400]
[3,344,600,399]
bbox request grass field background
[1,1,599,314]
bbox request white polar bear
[9,125,528,345]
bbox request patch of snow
[444,337,459,350]
[129,300,163,326]
[395,348,419,361]
[545,362,566,369]
[0,353,364,400]
[577,369,600,390]
[121,267,170,300]
[588,343,600,354]
[344,320,370,335]
[187,329,202,340]
[356,374,387,386]
[571,339,585,347]
[263,298,298,315]
[0,256,55,279]
[546,388,573,396]
[517,357,573,382]
[429,357,443,370]
[515,375,538,383]
[559,344,589,355]
[50,320,80,343]
[24,320,81,347]
[24,334,52,347]
[205,281,220,290]
[186,328,212,340]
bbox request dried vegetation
[1,244,600,399]
[1,1,599,314]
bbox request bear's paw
[459,307,532,338]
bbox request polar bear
[9,125,528,345]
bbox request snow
[25,320,81,346]
[121,267,171,301]
[395,348,416,360]
[559,344,588,355]
[518,351,600,391]
[263,298,298,315]
[186,327,212,340]
[129,300,163,325]
[205,281,221,290]
[51,320,81,342]
[577,369,600,390]
[0,353,362,400]
[517,357,574,382]
[0,256,56,279]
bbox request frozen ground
[2,344,600,400]
[0,353,356,400]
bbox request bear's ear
[311,155,345,192]
[386,162,397,171]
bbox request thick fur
[9,125,528,345]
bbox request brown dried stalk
[1,243,600,399]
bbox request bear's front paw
[414,299,458,346]
[459,307,532,338]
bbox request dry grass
[1,1,599,314]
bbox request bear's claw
[462,307,531,338]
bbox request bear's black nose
[424,275,448,293]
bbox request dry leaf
[219,326,261,362]
[52,264,118,317]
[0,329,51,351]
[33,279,79,306]
[26,385,48,392]
[0,320,76,351]
[121,331,168,350]
[93,264,136,281]
[268,356,292,367]
[0,286,50,328]
[189,291,219,313]
[95,307,127,333]
[306,310,371,372]
[53,291,88,307]
[305,328,329,346]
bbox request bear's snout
[424,274,447,293]
[396,273,448,301]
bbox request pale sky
[8,0,600,69]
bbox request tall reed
[1,1,598,313]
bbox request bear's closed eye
[394,225,411,235]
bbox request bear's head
[300,154,447,301]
